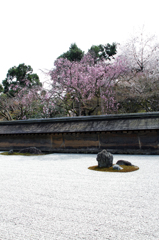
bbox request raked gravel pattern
[0,153,159,240]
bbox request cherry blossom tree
[49,53,127,116]
[122,32,159,73]
[115,29,159,113]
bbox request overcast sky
[0,0,159,84]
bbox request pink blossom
[49,54,127,115]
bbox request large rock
[19,147,42,155]
[116,160,133,166]
[96,149,113,168]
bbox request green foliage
[118,97,143,113]
[58,43,84,61]
[0,84,3,93]
[2,63,42,96]
[88,43,117,62]
[58,42,117,63]
[115,72,159,114]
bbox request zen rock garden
[89,149,139,172]
[1,147,139,172]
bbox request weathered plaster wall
[0,129,159,154]
[0,112,159,154]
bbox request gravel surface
[0,153,159,240]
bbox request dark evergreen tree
[2,63,42,96]
[88,43,117,62]
[58,43,84,62]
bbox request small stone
[113,164,123,170]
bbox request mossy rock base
[88,165,139,172]
[0,152,45,156]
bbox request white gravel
[0,153,159,240]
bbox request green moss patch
[0,152,45,156]
[88,165,139,172]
